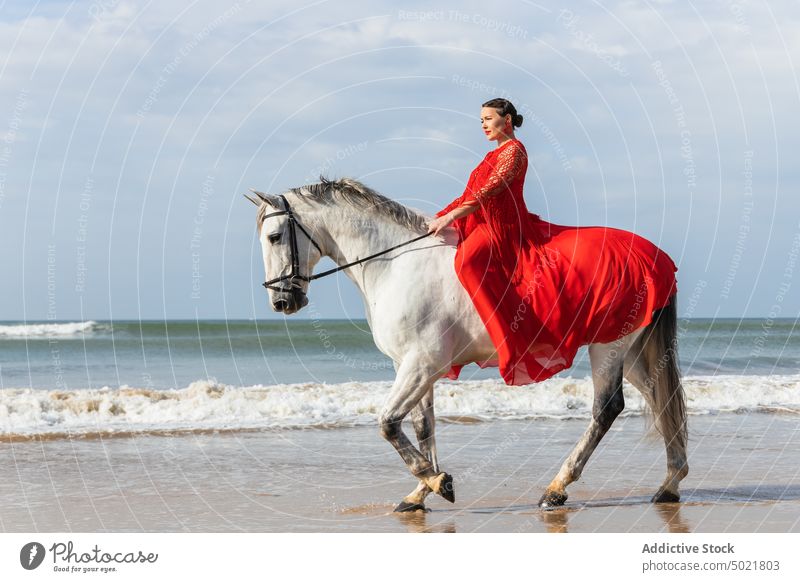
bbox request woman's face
[480,107,512,141]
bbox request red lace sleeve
[436,143,524,217]
[468,142,525,202]
[435,195,465,218]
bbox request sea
[1,318,799,439]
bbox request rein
[262,194,434,292]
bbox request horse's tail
[640,293,687,449]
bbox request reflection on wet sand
[654,503,691,533]
[534,501,690,533]
[393,509,456,533]
[389,497,693,534]
[539,508,569,533]
[366,483,800,533]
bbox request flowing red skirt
[445,216,678,385]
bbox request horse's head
[246,189,324,315]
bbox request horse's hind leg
[539,342,626,508]
[623,337,688,503]
[395,389,437,512]
[380,355,454,510]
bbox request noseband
[261,194,434,293]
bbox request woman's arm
[428,144,525,236]
[470,142,525,201]
[428,199,479,236]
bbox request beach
[2,319,799,533]
[2,412,798,533]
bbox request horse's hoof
[651,488,680,503]
[538,490,568,508]
[394,501,427,513]
[428,472,455,503]
[439,473,455,503]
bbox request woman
[428,98,678,385]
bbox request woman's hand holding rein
[427,202,479,237]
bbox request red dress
[436,138,678,385]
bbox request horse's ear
[248,188,279,207]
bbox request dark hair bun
[482,97,523,130]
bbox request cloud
[0,0,798,319]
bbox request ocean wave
[1,374,799,439]
[0,321,99,338]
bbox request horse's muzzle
[272,289,309,314]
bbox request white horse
[247,176,688,512]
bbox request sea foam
[1,374,799,439]
[0,321,99,338]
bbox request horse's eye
[268,233,281,244]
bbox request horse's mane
[290,176,429,234]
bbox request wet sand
[1,413,799,532]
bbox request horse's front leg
[379,356,454,509]
[395,389,438,512]
[414,389,438,472]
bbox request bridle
[261,195,324,292]
[261,194,434,293]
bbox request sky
[0,0,798,321]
